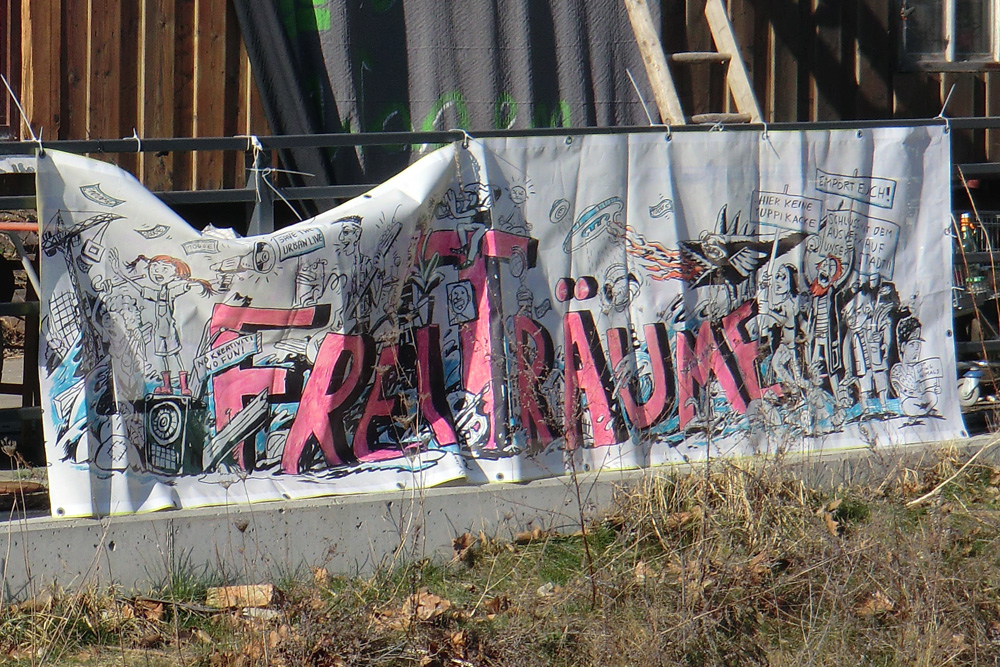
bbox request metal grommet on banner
[710,121,724,132]
[664,123,672,142]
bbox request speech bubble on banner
[648,197,674,219]
[751,190,822,233]
[855,215,900,280]
[273,227,326,260]
[196,333,261,375]
[818,209,862,261]
[816,169,896,209]
[182,239,220,255]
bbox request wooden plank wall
[12,0,1000,177]
[0,0,20,138]
[675,0,999,164]
[18,0,268,191]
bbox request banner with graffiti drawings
[38,125,962,518]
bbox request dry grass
[6,446,1000,665]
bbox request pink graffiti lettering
[413,326,459,447]
[513,315,558,446]
[422,229,534,449]
[208,304,324,469]
[676,300,773,427]
[282,333,374,473]
[353,344,403,460]
[563,311,626,449]
[607,323,674,428]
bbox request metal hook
[710,121,725,132]
[937,83,956,119]
[450,128,473,149]
[235,134,262,154]
[933,83,956,134]
[0,74,42,157]
[123,127,141,153]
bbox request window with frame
[899,0,999,69]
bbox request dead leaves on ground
[514,526,552,544]
[374,588,453,630]
[483,594,510,618]
[133,597,165,621]
[207,623,301,666]
[817,498,843,537]
[854,590,895,618]
[452,527,560,565]
[373,587,519,632]
[662,507,703,531]
[452,532,479,564]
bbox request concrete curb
[2,436,998,602]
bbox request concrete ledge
[2,436,997,601]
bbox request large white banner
[38,126,961,517]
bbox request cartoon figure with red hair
[806,254,846,401]
[108,249,218,396]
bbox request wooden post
[89,0,123,141]
[20,0,61,140]
[194,0,227,190]
[624,0,686,124]
[140,0,176,191]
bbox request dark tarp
[233,0,669,185]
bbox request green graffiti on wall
[494,93,518,130]
[279,0,331,39]
[532,100,571,129]
[419,91,471,133]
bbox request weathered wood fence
[709,0,1000,163]
[5,1,1000,182]
[14,0,269,191]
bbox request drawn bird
[678,206,809,304]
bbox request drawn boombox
[143,394,204,475]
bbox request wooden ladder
[625,0,763,125]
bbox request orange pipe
[0,222,38,232]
